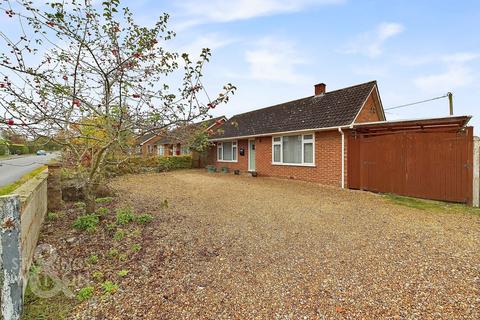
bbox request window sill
[271,162,316,167]
[218,160,238,163]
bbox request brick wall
[354,90,382,123]
[211,139,249,171]
[210,132,347,187]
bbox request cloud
[245,38,310,83]
[175,0,344,28]
[412,51,479,93]
[398,51,480,66]
[343,22,404,58]
[414,65,476,93]
[174,33,237,56]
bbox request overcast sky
[2,0,479,131]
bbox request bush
[0,144,8,156]
[95,197,113,204]
[105,155,192,176]
[101,281,118,294]
[158,155,192,171]
[135,213,153,224]
[116,207,135,225]
[73,214,99,232]
[8,144,29,155]
[77,286,94,302]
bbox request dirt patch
[31,170,480,319]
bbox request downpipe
[338,127,345,189]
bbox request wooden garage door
[348,127,473,204]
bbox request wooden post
[0,195,23,320]
[448,92,453,116]
[473,137,479,207]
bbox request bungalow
[137,116,227,157]
[208,81,385,187]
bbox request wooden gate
[348,123,473,204]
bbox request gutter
[338,127,345,189]
[209,125,351,142]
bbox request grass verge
[384,193,480,215]
[22,283,76,320]
[0,165,47,196]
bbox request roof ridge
[227,80,377,120]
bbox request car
[36,150,47,156]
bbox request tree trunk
[84,182,97,213]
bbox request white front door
[248,139,256,171]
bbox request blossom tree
[0,0,236,210]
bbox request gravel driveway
[74,170,479,319]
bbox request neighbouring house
[137,116,227,157]
[208,81,385,187]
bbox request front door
[248,139,256,171]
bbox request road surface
[0,153,58,187]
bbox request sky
[2,0,480,131]
[129,0,480,130]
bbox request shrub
[0,143,8,156]
[87,254,99,264]
[158,155,192,171]
[8,144,29,155]
[74,202,86,209]
[107,248,119,258]
[117,269,129,277]
[92,271,104,282]
[95,197,113,204]
[116,207,135,225]
[95,207,110,217]
[135,213,153,224]
[101,281,118,294]
[113,229,126,241]
[77,286,94,302]
[47,212,64,221]
[131,244,141,252]
[73,214,99,232]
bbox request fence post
[0,195,23,320]
[473,137,480,207]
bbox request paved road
[0,153,58,187]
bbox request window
[217,141,237,162]
[158,145,165,156]
[181,146,190,155]
[272,134,315,165]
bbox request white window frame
[272,133,315,167]
[158,145,165,156]
[217,140,238,162]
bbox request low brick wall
[0,170,48,320]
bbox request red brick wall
[355,90,382,123]
[211,139,249,171]
[210,131,347,187]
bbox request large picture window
[272,134,314,165]
[217,141,237,162]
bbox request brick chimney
[314,83,326,95]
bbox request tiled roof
[214,81,377,139]
[155,116,226,145]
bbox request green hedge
[105,155,192,176]
[8,144,29,155]
[0,144,8,156]
[158,155,192,171]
